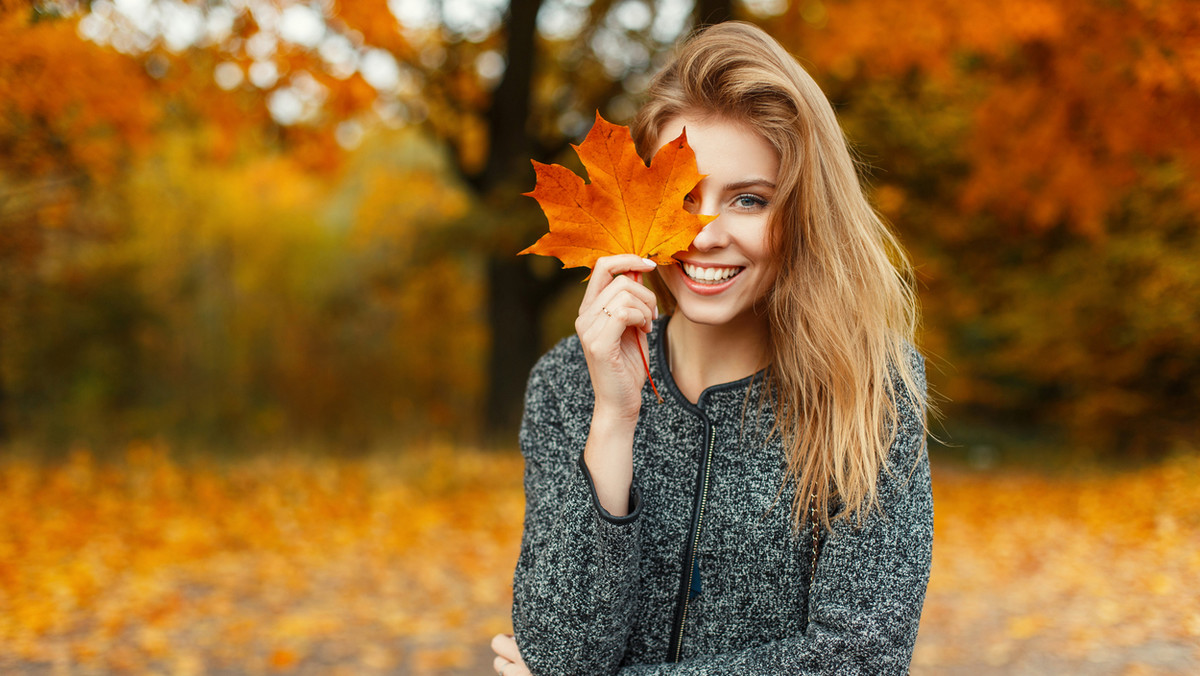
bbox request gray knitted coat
[511,317,932,675]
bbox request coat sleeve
[617,351,933,676]
[511,348,645,676]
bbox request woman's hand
[575,255,659,421]
[491,633,532,676]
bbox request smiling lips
[681,262,744,284]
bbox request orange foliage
[521,114,714,270]
[4,0,1196,454]
[330,0,414,58]
[0,5,157,179]
[769,0,1200,234]
[1,444,1197,673]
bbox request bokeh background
[1,0,1198,674]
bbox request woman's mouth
[681,262,744,284]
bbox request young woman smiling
[492,21,932,676]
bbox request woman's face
[656,114,779,328]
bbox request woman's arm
[510,349,644,676]
[511,255,660,676]
[575,255,659,515]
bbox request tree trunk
[0,323,6,442]
[693,0,733,25]
[483,256,555,438]
[479,0,553,442]
[481,0,541,191]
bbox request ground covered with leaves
[1,443,1197,675]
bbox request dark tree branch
[480,0,543,192]
[693,0,734,26]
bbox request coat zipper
[668,422,717,662]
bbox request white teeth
[682,263,741,283]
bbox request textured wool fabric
[512,317,932,675]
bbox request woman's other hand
[491,633,532,676]
[575,254,659,421]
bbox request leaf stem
[632,272,664,403]
[640,333,663,403]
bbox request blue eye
[735,194,768,209]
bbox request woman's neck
[666,311,770,404]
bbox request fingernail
[654,305,659,320]
[642,258,656,267]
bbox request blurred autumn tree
[0,0,155,442]
[0,1,490,446]
[0,0,733,447]
[760,0,1200,451]
[1,0,1197,453]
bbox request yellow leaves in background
[0,443,525,675]
[776,0,1200,233]
[913,455,1200,672]
[115,129,480,440]
[347,131,471,252]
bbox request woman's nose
[690,213,727,251]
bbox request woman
[492,21,932,675]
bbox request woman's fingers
[574,255,660,415]
[600,274,658,316]
[493,656,532,676]
[491,634,521,661]
[576,274,658,337]
[582,255,657,308]
[490,634,531,676]
[577,294,655,356]
[601,299,655,335]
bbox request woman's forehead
[658,114,779,186]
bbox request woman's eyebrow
[724,179,776,191]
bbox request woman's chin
[667,283,768,330]
[671,302,753,329]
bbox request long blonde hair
[631,22,928,529]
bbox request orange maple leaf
[519,112,715,269]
